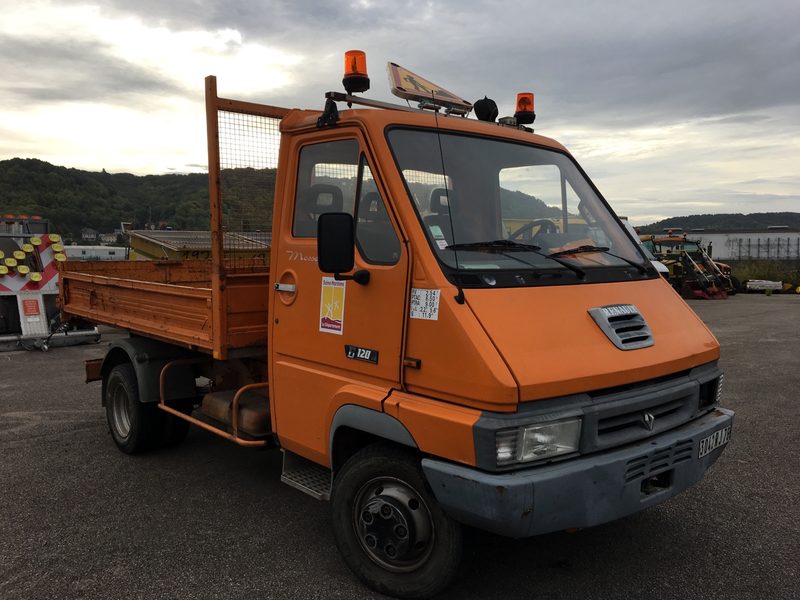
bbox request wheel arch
[330,404,418,473]
[100,336,199,405]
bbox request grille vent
[624,440,694,482]
[588,304,654,350]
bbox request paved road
[1,294,798,599]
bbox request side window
[355,158,401,265]
[293,139,359,238]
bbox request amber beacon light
[514,92,536,125]
[343,50,370,94]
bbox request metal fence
[732,237,800,260]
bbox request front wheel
[331,444,462,599]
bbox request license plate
[698,426,731,458]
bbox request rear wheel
[331,444,462,599]
[105,363,161,454]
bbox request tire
[729,276,741,295]
[331,444,462,599]
[105,363,161,454]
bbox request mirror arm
[334,269,370,285]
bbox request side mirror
[318,212,354,274]
[317,213,370,285]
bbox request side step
[281,450,332,501]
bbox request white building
[64,245,127,260]
[663,228,800,261]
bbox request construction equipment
[644,232,736,299]
[0,215,99,350]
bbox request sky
[0,0,798,225]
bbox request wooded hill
[638,212,800,232]
[0,158,556,239]
[2,158,796,239]
[0,158,211,238]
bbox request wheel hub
[354,477,433,573]
[110,385,131,439]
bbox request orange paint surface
[465,277,719,400]
[384,392,480,466]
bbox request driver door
[270,132,409,464]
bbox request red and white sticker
[22,298,41,322]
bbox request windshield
[655,240,701,253]
[387,128,650,286]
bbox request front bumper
[422,407,734,538]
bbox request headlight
[495,419,582,467]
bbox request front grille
[624,439,694,482]
[588,370,691,400]
[583,379,697,453]
[598,397,685,437]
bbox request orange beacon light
[343,50,370,94]
[514,92,536,125]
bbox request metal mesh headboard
[206,76,289,274]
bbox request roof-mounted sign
[387,63,472,115]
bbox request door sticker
[320,276,346,334]
[410,288,440,320]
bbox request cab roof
[280,104,569,154]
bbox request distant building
[662,228,800,261]
[81,227,99,241]
[65,245,126,260]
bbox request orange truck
[61,54,734,598]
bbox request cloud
[1,2,301,104]
[0,36,181,105]
[0,0,797,222]
[57,1,800,125]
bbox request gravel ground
[1,293,798,599]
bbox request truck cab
[62,56,733,599]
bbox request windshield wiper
[548,244,610,257]
[447,239,541,251]
[548,245,649,274]
[446,239,585,279]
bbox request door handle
[274,283,297,293]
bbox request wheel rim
[352,476,434,573]
[110,382,131,439]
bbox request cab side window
[293,139,359,238]
[355,159,400,265]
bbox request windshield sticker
[436,239,449,250]
[430,225,445,239]
[320,277,346,334]
[410,288,440,320]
